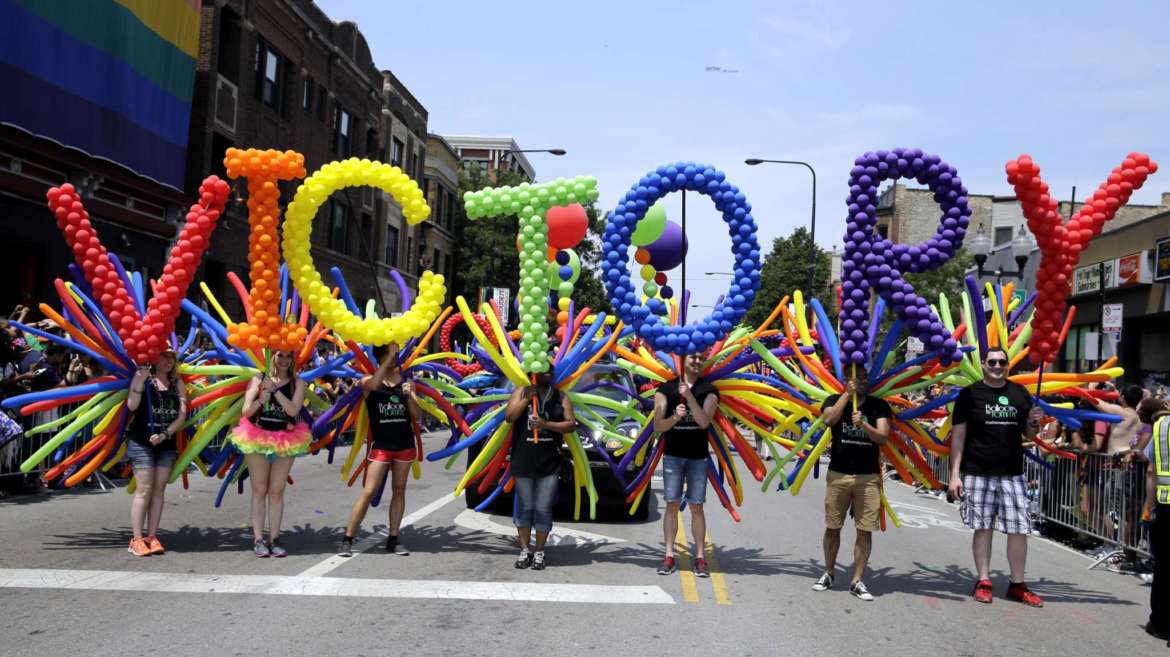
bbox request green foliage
[746,226,832,327]
[905,248,973,320]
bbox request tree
[451,164,611,323]
[903,248,973,323]
[746,226,832,327]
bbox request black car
[463,363,652,521]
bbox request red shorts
[369,447,417,463]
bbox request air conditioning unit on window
[215,74,238,134]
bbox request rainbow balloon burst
[419,295,638,520]
[1,265,201,489]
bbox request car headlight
[606,438,624,451]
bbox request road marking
[0,568,675,605]
[297,493,459,578]
[673,511,699,603]
[452,509,626,545]
[704,539,732,605]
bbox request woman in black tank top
[338,343,422,557]
[502,372,576,570]
[230,349,310,558]
[125,349,187,556]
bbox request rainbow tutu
[229,416,311,457]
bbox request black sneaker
[338,537,353,558]
[811,572,834,591]
[386,536,409,555]
[532,551,546,571]
[657,555,677,575]
[1145,621,1169,641]
[515,549,532,569]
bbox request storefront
[1060,211,1170,387]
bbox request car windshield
[577,367,633,402]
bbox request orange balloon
[635,248,651,265]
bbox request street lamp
[971,224,1034,284]
[745,158,817,293]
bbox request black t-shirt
[510,387,566,478]
[253,380,296,431]
[658,377,719,460]
[365,382,414,451]
[128,378,181,451]
[821,394,892,475]
[952,380,1033,476]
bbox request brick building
[381,70,431,306]
[422,134,460,301]
[187,0,425,318]
[439,135,537,182]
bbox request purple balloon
[838,148,970,365]
[644,220,689,271]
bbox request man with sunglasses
[948,347,1045,606]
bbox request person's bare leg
[146,465,170,537]
[663,501,680,556]
[244,454,271,542]
[534,530,550,551]
[387,460,411,537]
[823,527,842,574]
[130,468,153,540]
[852,529,872,584]
[345,461,390,537]
[265,457,295,542]
[973,529,994,580]
[690,504,707,558]
[517,526,532,551]
[1006,533,1028,582]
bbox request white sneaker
[811,572,833,591]
[849,580,874,601]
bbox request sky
[320,0,1170,309]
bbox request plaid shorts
[960,474,1032,534]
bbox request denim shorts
[662,455,708,505]
[125,440,177,471]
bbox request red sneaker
[972,579,993,603]
[1006,582,1044,607]
[657,555,677,575]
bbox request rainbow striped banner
[0,0,202,189]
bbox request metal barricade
[0,401,103,483]
[1026,450,1149,561]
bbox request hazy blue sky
[321,0,1170,308]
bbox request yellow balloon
[283,158,443,345]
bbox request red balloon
[546,203,588,250]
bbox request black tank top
[254,380,296,431]
[129,378,180,448]
[365,381,414,451]
[509,387,566,478]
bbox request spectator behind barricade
[1088,385,1144,456]
[1137,398,1169,453]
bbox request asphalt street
[0,431,1155,656]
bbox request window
[433,249,441,275]
[334,104,352,155]
[444,190,455,229]
[254,40,284,111]
[876,223,889,240]
[994,226,1014,247]
[316,83,326,120]
[366,129,378,159]
[302,76,314,111]
[385,225,399,267]
[391,138,404,167]
[329,201,348,253]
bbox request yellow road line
[703,539,732,605]
[673,512,699,603]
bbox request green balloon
[632,202,667,246]
[547,249,581,288]
[558,281,574,298]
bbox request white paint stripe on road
[297,493,459,578]
[453,509,626,546]
[0,568,675,605]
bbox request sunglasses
[986,358,1008,367]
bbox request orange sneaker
[146,535,164,555]
[127,537,151,557]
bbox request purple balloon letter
[839,148,970,366]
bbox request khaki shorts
[824,470,882,532]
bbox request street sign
[906,336,923,358]
[1102,303,1123,334]
[491,287,511,327]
